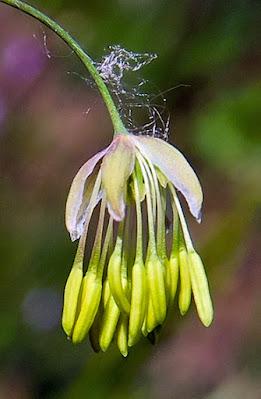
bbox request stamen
[136,152,157,255]
[153,184,179,305]
[108,220,131,314]
[170,195,180,256]
[177,228,192,315]
[133,171,143,261]
[97,217,113,280]
[169,183,194,253]
[140,156,157,223]
[62,170,103,337]
[122,207,131,299]
[88,195,107,272]
[137,152,167,325]
[147,159,167,260]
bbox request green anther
[62,263,83,337]
[178,244,192,315]
[128,260,147,346]
[99,294,120,352]
[168,255,179,305]
[189,251,213,327]
[108,227,131,314]
[146,295,158,333]
[72,272,102,344]
[146,254,167,325]
[116,315,128,357]
[102,278,111,309]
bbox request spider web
[95,45,170,140]
[35,33,171,139]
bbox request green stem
[0,0,127,135]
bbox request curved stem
[0,0,127,135]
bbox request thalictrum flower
[0,0,213,358]
[62,133,213,356]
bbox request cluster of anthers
[62,133,213,357]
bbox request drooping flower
[62,133,213,356]
[0,0,213,357]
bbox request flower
[62,133,213,356]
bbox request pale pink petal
[132,136,203,221]
[65,146,109,240]
[101,135,135,221]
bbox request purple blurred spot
[22,287,62,332]
[3,37,46,83]
[0,94,7,127]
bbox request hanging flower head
[62,133,213,356]
[0,0,213,358]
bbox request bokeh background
[0,0,260,398]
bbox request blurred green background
[0,0,260,398]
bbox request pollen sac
[62,264,83,337]
[62,134,213,356]
[188,251,213,327]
